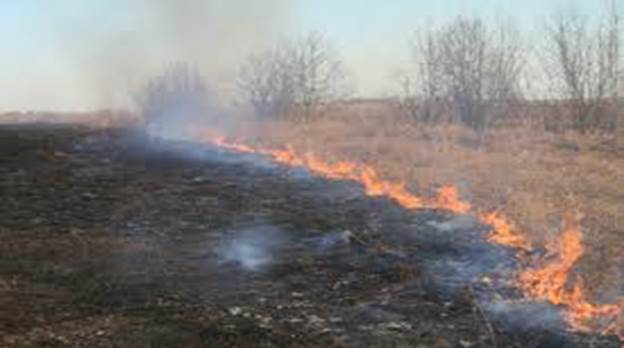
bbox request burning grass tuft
[224,109,623,340]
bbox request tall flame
[518,216,622,336]
[433,185,471,214]
[188,127,622,342]
[198,130,425,210]
[481,212,531,251]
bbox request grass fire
[1,1,623,347]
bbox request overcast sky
[0,0,606,111]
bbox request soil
[0,124,620,347]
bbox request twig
[600,316,618,336]
[468,286,498,348]
[344,229,368,246]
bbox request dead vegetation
[237,32,350,122]
[1,2,622,346]
[0,125,619,347]
[397,17,524,131]
[252,108,624,302]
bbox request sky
[0,0,607,111]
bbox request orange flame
[433,185,471,214]
[481,212,531,251]
[194,130,426,210]
[188,127,622,342]
[273,150,424,209]
[518,216,622,338]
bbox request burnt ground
[0,125,620,348]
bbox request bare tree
[394,72,422,121]
[486,23,525,118]
[397,27,448,123]
[138,62,209,133]
[238,32,349,122]
[418,27,449,123]
[439,18,489,129]
[288,32,349,121]
[543,1,621,133]
[237,46,294,119]
[440,18,524,130]
[401,17,524,131]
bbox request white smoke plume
[216,223,287,272]
[1,0,290,111]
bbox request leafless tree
[138,62,209,132]
[486,23,526,118]
[542,1,621,133]
[418,27,449,123]
[402,17,524,131]
[394,72,422,121]
[439,18,489,129]
[439,18,524,130]
[237,45,294,119]
[288,32,349,121]
[238,32,349,122]
[397,27,448,123]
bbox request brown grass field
[1,106,622,344]
[3,106,623,300]
[246,103,624,300]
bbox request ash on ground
[0,125,620,347]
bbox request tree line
[139,2,624,138]
[396,2,622,134]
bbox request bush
[138,63,209,134]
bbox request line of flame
[191,128,622,342]
[517,216,622,338]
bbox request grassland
[251,104,624,301]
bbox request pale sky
[0,1,606,111]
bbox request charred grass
[255,110,624,305]
[0,125,620,347]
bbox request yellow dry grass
[247,108,623,298]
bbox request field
[0,104,623,346]
[252,103,624,304]
[0,123,620,347]
[4,1,624,346]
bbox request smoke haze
[0,0,607,111]
[0,0,290,111]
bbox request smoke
[147,0,290,96]
[307,230,353,254]
[483,301,565,331]
[2,0,290,111]
[427,214,481,232]
[216,223,287,272]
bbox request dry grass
[245,108,623,299]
